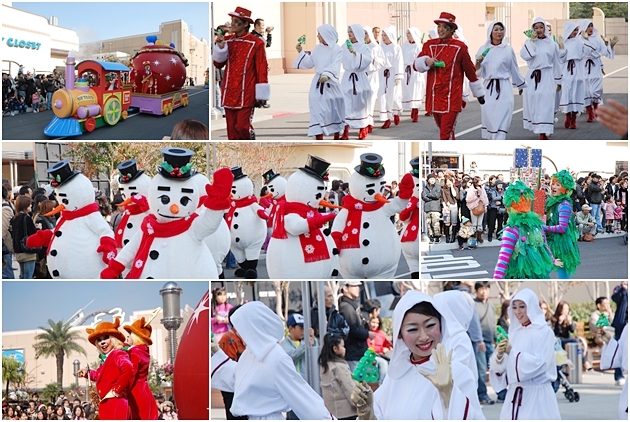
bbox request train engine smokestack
[65,56,76,91]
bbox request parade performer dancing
[475,21,526,139]
[363,26,385,133]
[378,26,403,128]
[543,170,581,279]
[213,7,269,140]
[77,318,134,420]
[414,12,485,140]
[401,27,425,122]
[558,21,587,130]
[489,289,561,420]
[520,18,562,140]
[293,24,346,140]
[341,24,372,140]
[493,180,561,279]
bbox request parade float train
[44,36,189,137]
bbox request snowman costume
[101,148,232,279]
[26,160,116,279]
[489,288,561,420]
[600,325,627,420]
[267,155,338,279]
[230,301,335,420]
[331,154,413,279]
[372,291,484,419]
[194,173,230,278]
[225,166,269,279]
[400,157,420,278]
[114,159,152,249]
[261,169,287,232]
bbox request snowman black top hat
[299,155,331,181]
[157,148,195,180]
[262,169,281,185]
[48,159,81,188]
[355,153,385,178]
[231,166,248,181]
[117,159,145,184]
[410,156,419,177]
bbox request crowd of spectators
[3,70,64,117]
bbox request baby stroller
[552,338,580,402]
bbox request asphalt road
[422,236,628,279]
[2,86,210,140]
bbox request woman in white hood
[520,17,562,140]
[401,27,425,122]
[351,291,484,420]
[363,26,386,133]
[557,21,588,130]
[489,288,561,420]
[293,24,346,140]
[230,301,335,420]
[599,325,627,420]
[475,21,526,139]
[378,26,404,129]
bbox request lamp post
[73,360,80,390]
[160,282,183,365]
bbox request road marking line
[425,270,489,279]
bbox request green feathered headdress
[504,179,534,208]
[551,170,575,193]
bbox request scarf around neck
[340,195,385,249]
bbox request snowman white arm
[191,208,226,242]
[87,212,115,239]
[383,195,409,217]
[112,229,143,269]
[284,214,310,236]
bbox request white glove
[351,380,374,420]
[583,31,590,40]
[610,36,619,48]
[601,327,614,343]
[557,35,565,50]
[395,79,401,86]
[496,339,512,360]
[211,334,220,354]
[418,344,454,408]
[296,43,303,53]
[556,84,562,93]
[318,75,330,84]
[530,31,538,42]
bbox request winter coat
[319,359,358,419]
[441,185,459,207]
[338,295,369,361]
[588,181,603,204]
[465,186,489,211]
[421,182,442,212]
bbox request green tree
[570,2,628,21]
[42,382,60,403]
[33,320,87,390]
[2,356,24,396]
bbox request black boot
[488,232,493,242]
[450,227,457,243]
[411,271,419,279]
[444,226,451,243]
[243,259,259,279]
[434,235,441,244]
[234,262,247,277]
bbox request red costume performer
[213,6,270,140]
[141,61,154,94]
[413,12,485,139]
[124,318,159,420]
[81,318,134,420]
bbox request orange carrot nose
[319,199,343,209]
[261,192,273,199]
[170,204,179,214]
[120,197,133,207]
[374,193,390,204]
[43,203,65,217]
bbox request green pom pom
[504,179,534,208]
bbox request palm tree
[2,355,24,396]
[33,320,87,389]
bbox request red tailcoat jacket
[213,32,269,109]
[127,345,159,420]
[86,349,134,420]
[413,36,481,113]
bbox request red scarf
[225,196,258,229]
[114,195,150,248]
[126,213,198,279]
[400,196,420,242]
[267,195,286,228]
[48,203,100,254]
[197,195,208,208]
[340,195,385,249]
[271,202,330,263]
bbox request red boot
[586,105,595,122]
[358,126,369,140]
[539,133,549,140]
[411,108,419,122]
[341,125,349,140]
[564,113,571,128]
[367,125,373,133]
[315,134,324,140]
[381,119,391,129]
[461,101,467,109]
[394,115,400,125]
[570,112,577,129]
[333,132,340,140]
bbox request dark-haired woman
[11,195,38,279]
[211,287,233,342]
[318,333,357,420]
[466,177,488,245]
[441,177,459,243]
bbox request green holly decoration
[162,161,174,172]
[352,348,379,383]
[523,29,533,38]
[496,326,509,344]
[596,313,610,327]
[180,162,193,174]
[55,175,61,182]
[298,35,306,44]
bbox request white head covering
[578,19,599,37]
[317,24,338,47]
[507,288,547,335]
[477,21,507,56]
[532,17,553,43]
[405,27,422,45]
[433,290,473,331]
[562,21,580,41]
[364,25,377,45]
[348,24,365,45]
[382,26,397,45]
[428,28,438,39]
[454,27,468,45]
[231,301,284,362]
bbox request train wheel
[84,117,97,132]
[163,104,170,115]
[122,110,128,120]
[103,97,122,125]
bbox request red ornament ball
[132,44,188,94]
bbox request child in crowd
[211,286,233,342]
[3,97,13,116]
[614,199,624,233]
[15,95,27,114]
[32,89,40,113]
[318,333,357,420]
[368,316,393,357]
[456,216,476,251]
[604,195,615,233]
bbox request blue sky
[2,281,208,332]
[12,2,209,43]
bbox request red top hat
[434,12,458,30]
[228,6,254,24]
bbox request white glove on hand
[318,75,330,84]
[556,84,562,93]
[296,43,303,53]
[395,79,401,86]
[610,36,619,48]
[418,344,454,408]
[583,31,590,40]
[530,31,538,42]
[211,335,220,354]
[557,35,565,50]
[601,327,614,344]
[497,339,512,360]
[351,380,374,420]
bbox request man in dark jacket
[311,284,349,339]
[421,173,442,243]
[587,174,604,232]
[44,75,56,110]
[338,281,374,372]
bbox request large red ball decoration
[132,44,188,94]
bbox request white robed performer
[340,24,373,140]
[350,291,484,420]
[520,18,562,140]
[579,19,618,122]
[489,288,561,420]
[546,21,562,120]
[401,27,425,122]
[475,21,526,140]
[293,24,346,140]
[600,325,628,420]
[230,302,336,420]
[558,21,587,130]
[378,26,403,128]
[364,26,386,133]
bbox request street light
[160,282,183,365]
[73,360,80,392]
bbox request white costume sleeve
[191,209,225,242]
[509,48,527,89]
[507,329,556,384]
[283,214,310,236]
[213,43,228,64]
[384,195,409,217]
[413,56,431,73]
[113,229,142,269]
[489,347,508,392]
[293,51,315,70]
[431,362,482,420]
[552,43,563,83]
[520,40,537,61]
[331,208,349,234]
[600,326,627,371]
[87,213,115,239]
[372,46,386,72]
[211,349,236,392]
[393,46,404,80]
[558,45,568,62]
[323,48,343,84]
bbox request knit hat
[123,317,153,345]
[461,216,470,224]
[504,179,534,208]
[427,173,436,180]
[86,318,125,345]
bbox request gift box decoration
[514,148,543,168]
[510,167,546,190]
[534,189,546,216]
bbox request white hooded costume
[489,288,561,420]
[558,21,587,114]
[293,24,346,137]
[211,348,236,393]
[578,19,615,106]
[476,21,527,140]
[520,18,562,135]
[230,302,335,420]
[373,291,484,420]
[401,27,425,111]
[363,26,386,124]
[600,325,627,420]
[378,26,404,121]
[341,24,373,129]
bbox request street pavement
[2,86,210,140]
[211,56,627,140]
[421,232,628,279]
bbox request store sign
[4,37,41,50]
